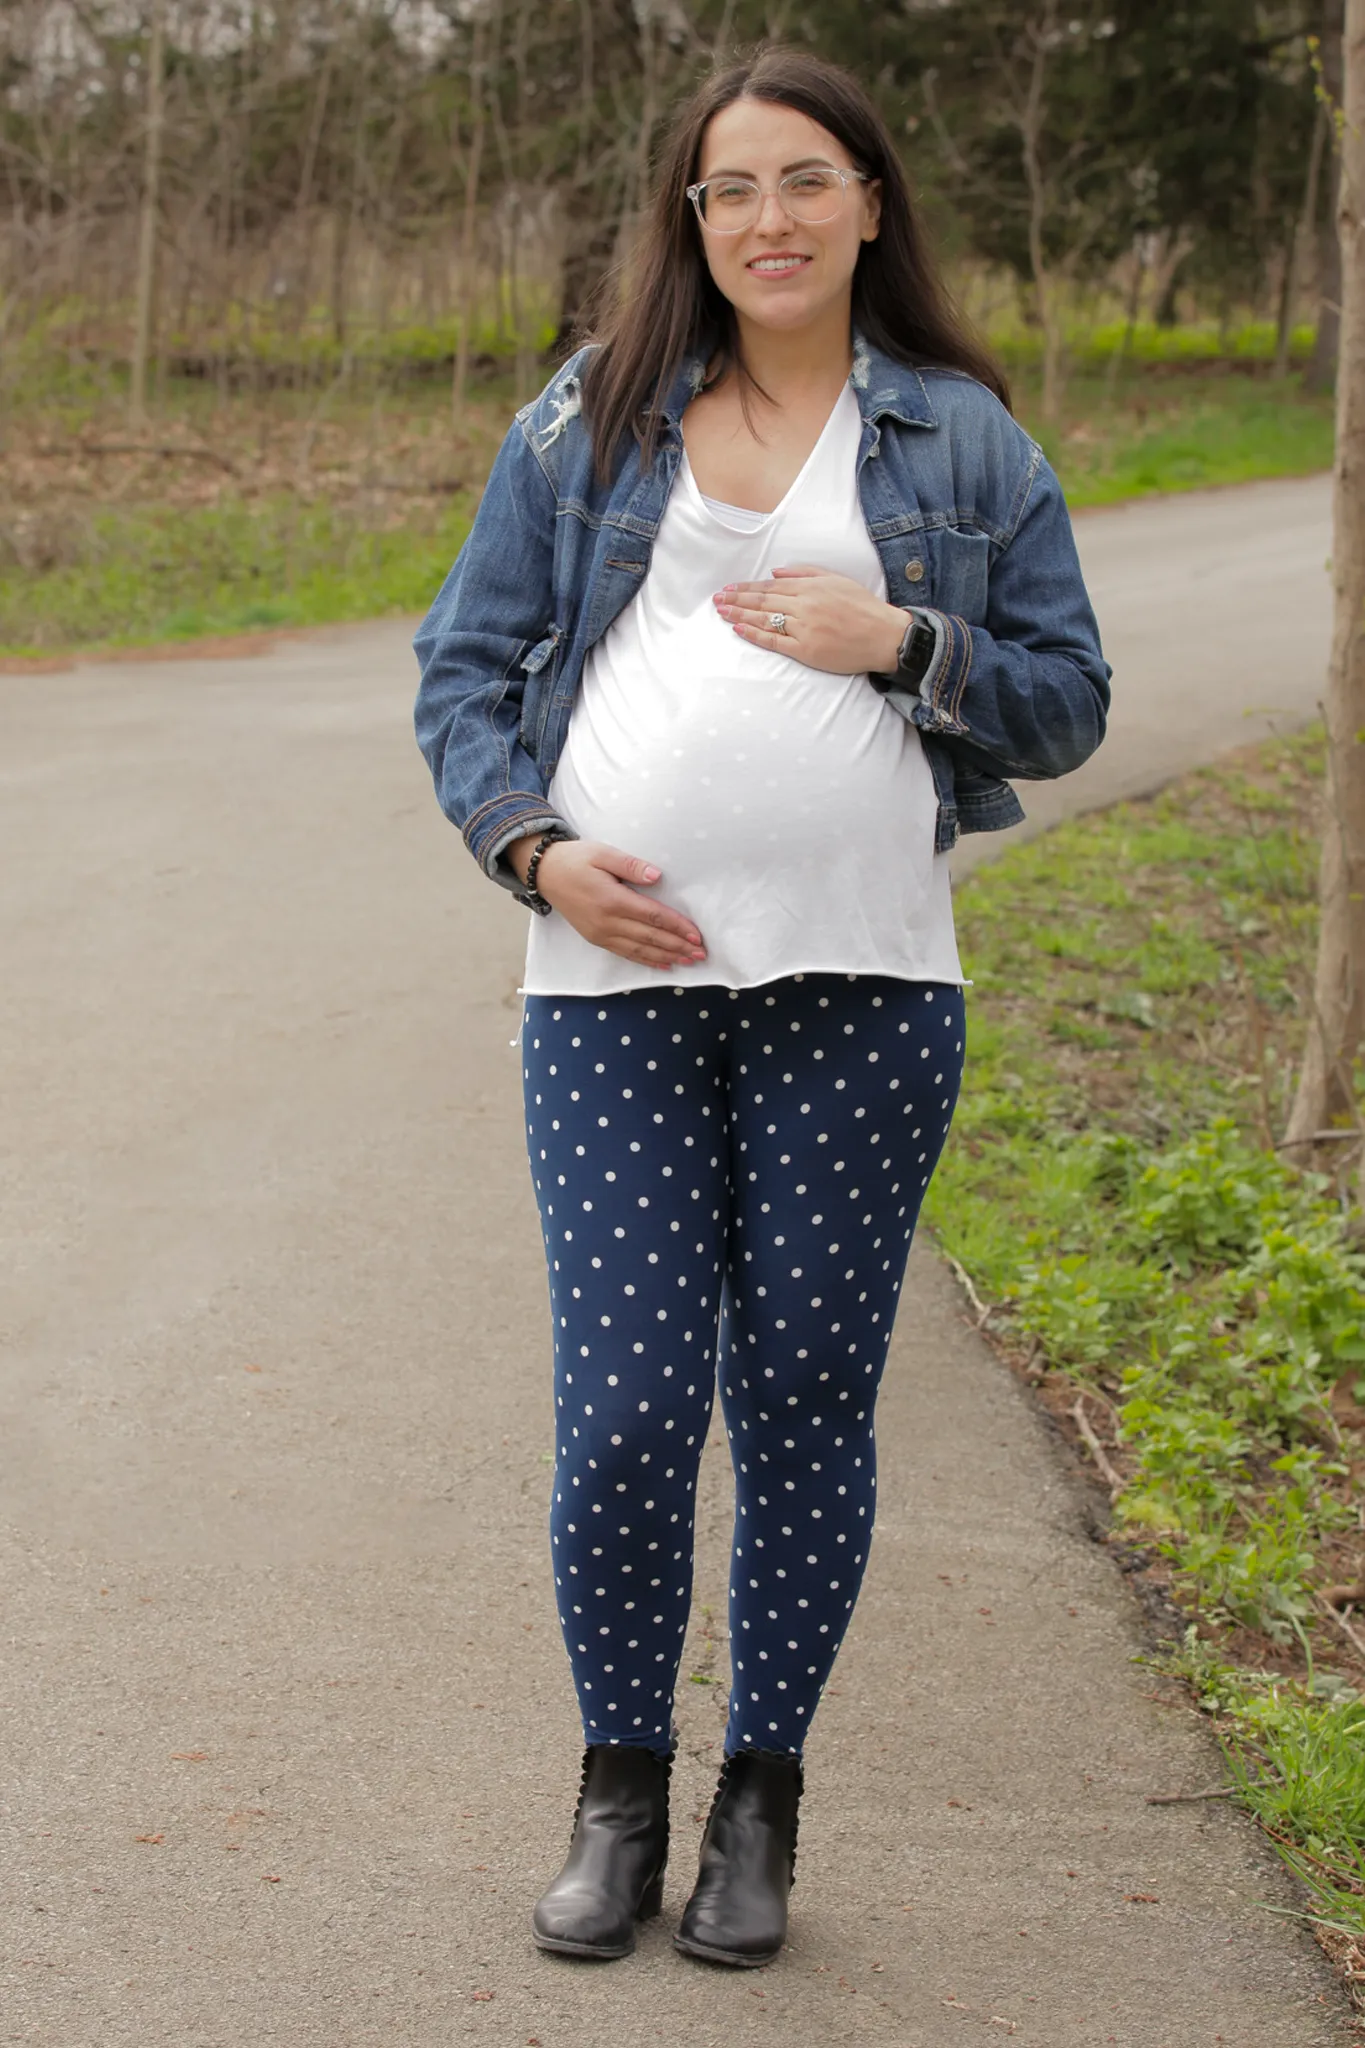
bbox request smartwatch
[894,610,939,691]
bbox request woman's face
[691,98,881,339]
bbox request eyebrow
[700,156,840,178]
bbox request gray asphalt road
[2,475,1349,2046]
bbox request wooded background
[0,0,1346,420]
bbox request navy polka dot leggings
[520,972,965,1759]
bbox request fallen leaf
[262,1874,281,1883]
[243,1364,263,1374]
[471,1989,494,2001]
[1124,1892,1159,1903]
[133,1833,163,1844]
[171,1751,207,1762]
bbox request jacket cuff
[910,609,971,737]
[466,792,580,902]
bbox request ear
[860,178,882,243]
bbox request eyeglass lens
[695,169,849,229]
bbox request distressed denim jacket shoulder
[413,332,1112,902]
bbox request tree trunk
[552,218,617,356]
[1103,237,1148,398]
[1277,101,1328,377]
[1308,0,1348,393]
[1285,0,1365,1168]
[1019,1,1065,425]
[130,0,166,424]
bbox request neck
[728,299,854,406]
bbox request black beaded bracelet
[523,827,573,915]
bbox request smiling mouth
[746,254,812,274]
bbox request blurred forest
[0,0,1346,416]
[0,1,1345,653]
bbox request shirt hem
[518,961,971,999]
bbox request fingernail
[642,864,661,881]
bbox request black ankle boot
[674,1749,803,1967]
[531,1743,672,1959]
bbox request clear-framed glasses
[685,166,870,234]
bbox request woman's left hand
[713,565,908,676]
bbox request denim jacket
[413,332,1111,901]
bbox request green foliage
[1133,1119,1296,1273]
[904,0,1319,298]
[1150,1627,1365,1939]
[938,733,1365,1941]
[1,333,1333,658]
[927,731,1364,1647]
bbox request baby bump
[550,682,929,892]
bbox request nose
[753,188,792,235]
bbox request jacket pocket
[928,527,991,624]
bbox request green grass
[0,495,473,656]
[0,328,1336,660]
[927,728,1365,1961]
[1019,368,1335,507]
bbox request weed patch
[931,728,1365,1983]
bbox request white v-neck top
[522,381,961,995]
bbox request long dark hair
[580,46,1010,484]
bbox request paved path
[957,470,1331,870]
[1,477,1349,2046]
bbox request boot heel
[638,1869,665,1920]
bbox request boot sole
[532,1929,637,1960]
[673,1930,780,1968]
[531,1873,664,1961]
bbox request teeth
[750,257,806,271]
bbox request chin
[733,290,826,331]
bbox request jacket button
[904,559,925,583]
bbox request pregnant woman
[414,46,1109,1969]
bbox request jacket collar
[657,326,939,432]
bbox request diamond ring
[767,611,789,634]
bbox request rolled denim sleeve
[907,454,1111,781]
[413,411,577,897]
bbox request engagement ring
[768,611,788,633]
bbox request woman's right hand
[509,837,707,970]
